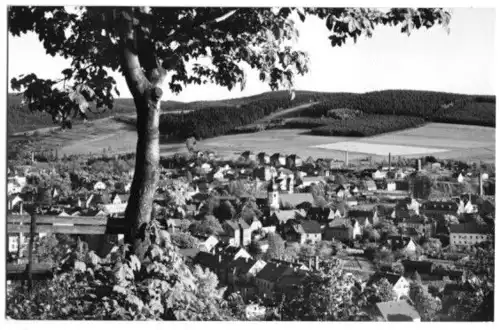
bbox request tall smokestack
[479,172,483,196]
[417,159,422,172]
[345,151,349,167]
[388,153,392,171]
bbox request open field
[18,119,495,164]
[314,141,450,156]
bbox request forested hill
[158,90,496,140]
[7,90,495,136]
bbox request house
[101,203,127,217]
[449,223,490,249]
[372,170,387,180]
[399,215,434,237]
[257,152,271,165]
[386,235,417,254]
[241,150,256,162]
[375,300,421,321]
[347,206,379,227]
[197,235,219,253]
[253,166,273,181]
[270,153,286,167]
[299,176,324,188]
[222,219,252,247]
[254,259,308,297]
[394,198,420,220]
[255,262,290,297]
[367,272,410,300]
[283,220,322,244]
[307,207,339,224]
[230,258,267,284]
[286,154,303,168]
[323,218,362,242]
[386,181,396,192]
[361,179,377,192]
[111,193,129,204]
[93,181,107,191]
[421,201,459,217]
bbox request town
[6,146,495,321]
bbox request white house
[457,173,464,183]
[372,170,386,180]
[386,181,396,192]
[94,181,107,191]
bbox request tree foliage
[265,233,286,260]
[7,226,236,320]
[280,261,369,321]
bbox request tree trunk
[123,92,160,244]
[119,38,165,247]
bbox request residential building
[449,223,490,249]
[348,206,379,227]
[283,219,322,244]
[368,272,410,300]
[421,201,459,217]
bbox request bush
[170,232,200,249]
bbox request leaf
[114,87,120,96]
[129,254,141,272]
[326,15,334,30]
[348,19,356,33]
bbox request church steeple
[267,179,280,210]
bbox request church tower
[268,180,280,210]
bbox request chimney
[417,159,422,172]
[388,153,392,171]
[308,257,313,269]
[315,255,319,270]
[479,172,483,196]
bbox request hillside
[157,90,495,140]
[7,90,495,138]
[7,94,186,134]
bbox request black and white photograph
[2,0,497,323]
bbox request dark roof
[450,223,490,234]
[193,251,219,269]
[256,262,289,282]
[367,272,402,286]
[224,220,240,231]
[299,220,322,234]
[231,258,257,274]
[423,201,458,211]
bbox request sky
[7,7,496,102]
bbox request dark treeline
[159,91,339,139]
[305,91,495,126]
[310,115,426,137]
